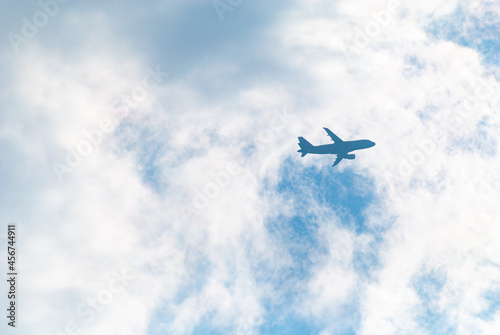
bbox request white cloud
[1,0,500,334]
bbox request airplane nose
[370,141,376,147]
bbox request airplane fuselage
[306,139,375,155]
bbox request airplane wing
[323,128,343,143]
[332,155,343,167]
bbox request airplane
[297,128,375,167]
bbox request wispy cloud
[0,0,499,334]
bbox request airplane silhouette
[297,128,375,167]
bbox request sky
[0,0,499,334]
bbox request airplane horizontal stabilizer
[297,137,314,157]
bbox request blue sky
[1,0,500,334]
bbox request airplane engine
[345,154,355,160]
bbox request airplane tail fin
[297,137,314,157]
